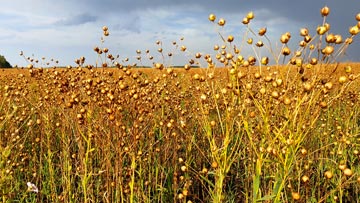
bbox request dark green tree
[0,55,12,68]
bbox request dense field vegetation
[1,6,360,203]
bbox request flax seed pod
[261,57,269,65]
[242,17,250,25]
[338,76,347,84]
[326,34,336,43]
[292,192,300,200]
[300,28,309,36]
[322,45,334,55]
[246,11,254,20]
[209,14,216,22]
[218,18,226,26]
[334,34,343,44]
[256,41,264,47]
[343,168,353,176]
[356,13,360,21]
[309,58,318,65]
[301,175,309,183]
[321,6,330,17]
[227,35,234,43]
[282,47,291,56]
[280,33,291,44]
[349,25,359,35]
[324,171,333,179]
[258,27,267,36]
[317,26,327,35]
[304,35,311,43]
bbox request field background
[1,62,360,202]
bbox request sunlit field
[1,6,360,203]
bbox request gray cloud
[2,0,359,66]
[113,15,141,33]
[55,0,360,63]
[55,13,98,26]
[73,0,360,36]
[74,0,358,21]
[0,33,14,41]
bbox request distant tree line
[0,55,12,68]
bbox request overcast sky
[1,0,359,67]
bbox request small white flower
[27,182,39,193]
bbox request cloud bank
[55,13,98,26]
[0,0,359,66]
